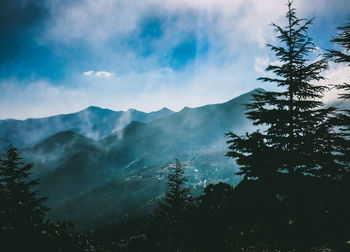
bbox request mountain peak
[87,106,100,110]
[223,88,265,105]
[85,106,110,112]
[159,107,172,112]
[32,130,91,150]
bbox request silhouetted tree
[227,130,277,180]
[0,145,49,248]
[228,0,340,180]
[149,159,191,250]
[226,1,341,248]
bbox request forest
[1,1,350,251]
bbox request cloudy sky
[1,0,349,119]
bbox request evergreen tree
[159,159,190,216]
[227,0,340,182]
[0,145,48,242]
[226,1,342,247]
[149,159,191,250]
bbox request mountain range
[0,106,174,149]
[2,89,261,230]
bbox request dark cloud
[0,0,48,33]
[0,0,49,69]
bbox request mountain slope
[51,151,239,230]
[0,106,174,149]
[23,89,261,229]
[23,131,99,177]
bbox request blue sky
[0,0,349,119]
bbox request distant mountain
[0,106,174,148]
[23,131,100,179]
[20,89,263,230]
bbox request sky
[0,0,349,119]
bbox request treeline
[1,1,350,251]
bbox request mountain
[50,151,238,230]
[0,106,174,149]
[20,89,262,229]
[23,131,100,179]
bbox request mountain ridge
[0,106,175,149]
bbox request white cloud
[95,71,114,77]
[83,70,115,78]
[83,70,94,76]
[31,0,346,68]
[47,0,345,43]
[42,0,295,50]
[39,0,347,83]
[41,0,344,75]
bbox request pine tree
[0,145,49,250]
[0,145,48,233]
[226,1,342,246]
[150,159,191,250]
[227,0,340,181]
[159,159,190,216]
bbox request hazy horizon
[0,87,264,120]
